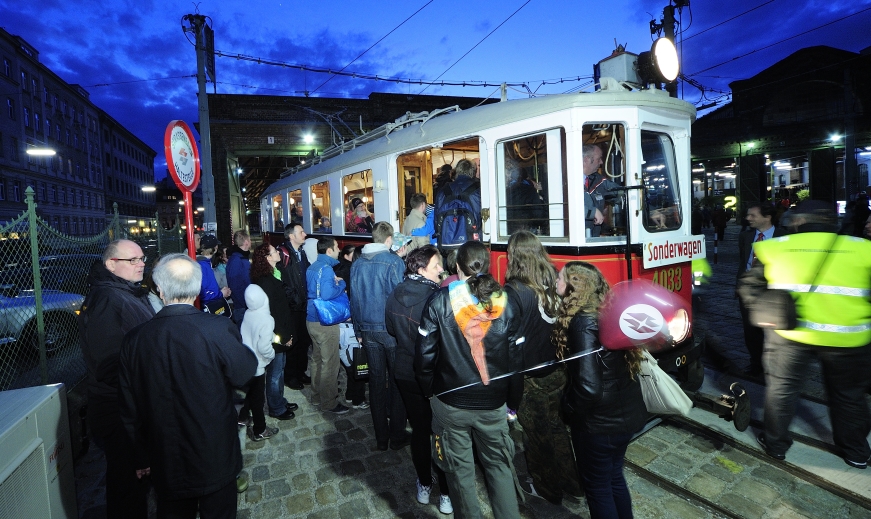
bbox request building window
[12,182,20,202]
[21,71,27,91]
[56,124,61,140]
[31,78,37,96]
[45,118,51,138]
[34,112,40,132]
[66,129,70,145]
[74,133,78,148]
[3,59,9,77]
[40,183,46,201]
[44,86,49,103]
[53,95,58,109]
[0,180,5,201]
[62,99,67,114]
[51,185,57,202]
[0,132,3,157]
[23,107,29,127]
[6,98,14,119]
[10,137,18,161]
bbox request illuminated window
[342,170,374,234]
[641,131,683,232]
[311,181,332,233]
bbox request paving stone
[294,427,315,439]
[333,418,354,432]
[732,478,778,506]
[784,481,849,518]
[636,435,671,454]
[625,443,659,466]
[271,457,296,477]
[256,448,275,463]
[324,432,347,447]
[717,445,759,467]
[251,465,270,482]
[646,457,690,484]
[719,493,765,519]
[316,466,339,484]
[346,427,368,442]
[306,508,340,519]
[338,459,366,476]
[338,497,371,519]
[285,492,315,516]
[684,434,720,454]
[315,483,338,505]
[243,452,257,466]
[256,497,286,518]
[366,450,404,470]
[244,484,262,505]
[371,491,401,516]
[661,495,716,519]
[684,472,727,500]
[318,447,343,464]
[291,473,312,491]
[749,463,793,489]
[314,421,336,435]
[263,478,291,500]
[712,454,745,475]
[339,443,368,460]
[338,477,366,497]
[298,437,322,453]
[296,453,317,471]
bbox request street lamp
[141,186,156,192]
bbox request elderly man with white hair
[119,253,256,519]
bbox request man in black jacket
[276,222,312,389]
[736,203,784,377]
[79,239,155,519]
[119,254,256,518]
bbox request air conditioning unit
[0,384,77,519]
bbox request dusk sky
[2,0,870,180]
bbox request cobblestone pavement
[74,221,869,518]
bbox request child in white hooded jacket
[240,284,278,440]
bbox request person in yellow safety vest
[737,200,871,469]
[691,257,712,288]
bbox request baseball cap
[200,234,220,250]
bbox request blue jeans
[571,430,634,519]
[265,352,288,416]
[763,331,871,461]
[361,330,407,444]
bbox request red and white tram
[260,78,706,387]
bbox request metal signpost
[164,120,201,259]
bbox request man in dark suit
[737,203,784,377]
[119,253,256,519]
[277,222,312,390]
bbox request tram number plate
[651,267,682,292]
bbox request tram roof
[265,89,696,194]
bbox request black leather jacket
[504,280,558,378]
[563,312,647,434]
[276,241,309,312]
[415,285,523,410]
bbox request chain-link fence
[0,187,166,392]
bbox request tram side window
[288,189,303,226]
[271,194,284,231]
[641,131,682,232]
[343,170,374,234]
[496,128,567,238]
[311,181,332,233]
[581,124,627,238]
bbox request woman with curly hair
[555,262,645,519]
[247,243,298,422]
[504,231,582,505]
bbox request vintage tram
[260,77,706,388]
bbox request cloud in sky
[2,0,869,178]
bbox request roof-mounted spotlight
[637,37,679,85]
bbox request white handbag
[638,350,693,416]
[338,322,359,368]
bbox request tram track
[657,415,871,512]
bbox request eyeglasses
[111,256,147,265]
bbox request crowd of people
[79,182,871,519]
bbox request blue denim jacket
[305,254,346,322]
[350,244,405,333]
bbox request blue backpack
[435,182,480,249]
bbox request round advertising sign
[164,120,200,193]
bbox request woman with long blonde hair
[504,231,582,504]
[554,261,645,519]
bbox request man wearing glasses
[79,239,155,519]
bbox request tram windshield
[640,131,682,232]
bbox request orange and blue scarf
[448,280,507,385]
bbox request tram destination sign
[644,235,706,269]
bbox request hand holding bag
[312,266,351,326]
[638,350,693,416]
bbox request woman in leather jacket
[415,241,523,519]
[555,262,646,519]
[504,231,582,504]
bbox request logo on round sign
[618,304,664,340]
[164,120,200,193]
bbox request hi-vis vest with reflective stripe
[753,232,871,347]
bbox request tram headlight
[599,278,691,353]
[637,37,679,85]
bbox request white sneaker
[438,495,453,514]
[416,478,433,504]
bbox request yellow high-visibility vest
[753,232,871,347]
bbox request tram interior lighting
[636,37,679,85]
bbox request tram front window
[311,181,331,233]
[641,131,682,232]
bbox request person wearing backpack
[434,158,482,250]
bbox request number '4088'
[650,267,682,292]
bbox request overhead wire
[687,6,871,76]
[681,0,778,42]
[416,0,533,95]
[309,0,436,95]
